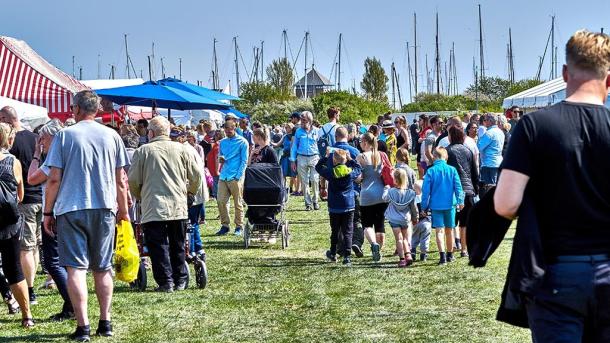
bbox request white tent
[503,77,610,109]
[81,79,144,90]
[0,96,49,129]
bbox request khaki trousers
[217,179,244,228]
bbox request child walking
[315,148,362,266]
[382,169,418,267]
[411,180,432,261]
[395,147,417,190]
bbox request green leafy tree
[235,99,313,125]
[266,58,295,99]
[312,91,391,124]
[401,93,501,113]
[464,76,512,102]
[238,81,282,104]
[361,57,388,102]
[507,78,544,97]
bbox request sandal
[4,297,20,315]
[21,317,35,328]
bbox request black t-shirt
[251,145,279,165]
[9,130,42,204]
[502,101,610,257]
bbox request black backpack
[0,179,19,229]
[317,125,336,155]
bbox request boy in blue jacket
[421,147,465,265]
[315,148,362,266]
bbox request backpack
[317,124,336,155]
[0,160,19,229]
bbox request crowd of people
[0,89,519,338]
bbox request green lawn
[1,197,530,342]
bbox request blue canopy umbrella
[220,108,248,119]
[96,81,231,120]
[157,78,241,101]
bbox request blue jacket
[478,125,505,168]
[315,157,362,213]
[421,160,465,211]
[219,135,249,181]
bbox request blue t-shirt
[45,120,130,216]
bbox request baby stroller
[243,163,290,249]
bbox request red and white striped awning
[0,36,89,120]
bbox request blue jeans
[41,226,73,313]
[212,176,219,199]
[480,167,499,185]
[188,205,204,254]
[525,258,610,342]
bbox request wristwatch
[32,156,40,162]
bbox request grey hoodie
[382,187,419,227]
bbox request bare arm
[115,167,130,222]
[494,169,530,219]
[13,159,24,202]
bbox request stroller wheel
[195,260,208,289]
[130,261,147,292]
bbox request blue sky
[4,0,610,101]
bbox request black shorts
[360,203,388,233]
[456,194,475,227]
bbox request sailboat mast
[212,38,219,89]
[161,58,166,79]
[304,31,309,99]
[425,54,430,93]
[435,12,440,94]
[391,62,396,109]
[551,15,556,78]
[97,54,101,79]
[283,30,288,60]
[414,12,418,96]
[234,37,240,96]
[260,41,264,82]
[509,28,515,83]
[473,56,479,111]
[406,41,413,102]
[124,34,130,79]
[478,4,485,79]
[338,33,342,91]
[179,58,182,80]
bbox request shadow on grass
[249,256,327,268]
[205,240,261,250]
[0,333,65,342]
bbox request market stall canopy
[503,77,610,109]
[0,95,49,129]
[157,78,240,101]
[0,36,89,121]
[95,81,231,110]
[220,108,248,119]
[81,78,144,90]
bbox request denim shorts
[431,209,456,229]
[57,209,116,271]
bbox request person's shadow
[0,333,65,342]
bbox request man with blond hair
[495,30,610,341]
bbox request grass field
[1,197,530,343]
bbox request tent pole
[168,108,172,122]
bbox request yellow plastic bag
[114,220,140,283]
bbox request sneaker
[42,279,56,290]
[313,203,320,211]
[234,227,243,236]
[96,320,113,337]
[197,252,207,262]
[69,325,91,342]
[215,226,230,236]
[371,243,381,262]
[325,250,337,262]
[398,259,408,268]
[29,292,37,306]
[438,258,447,266]
[305,205,313,211]
[174,281,188,291]
[411,253,417,261]
[420,253,428,262]
[447,253,456,262]
[154,284,174,293]
[342,256,352,266]
[50,311,75,322]
[460,251,469,258]
[352,244,364,258]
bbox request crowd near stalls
[3,29,610,343]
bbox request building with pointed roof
[294,67,333,98]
